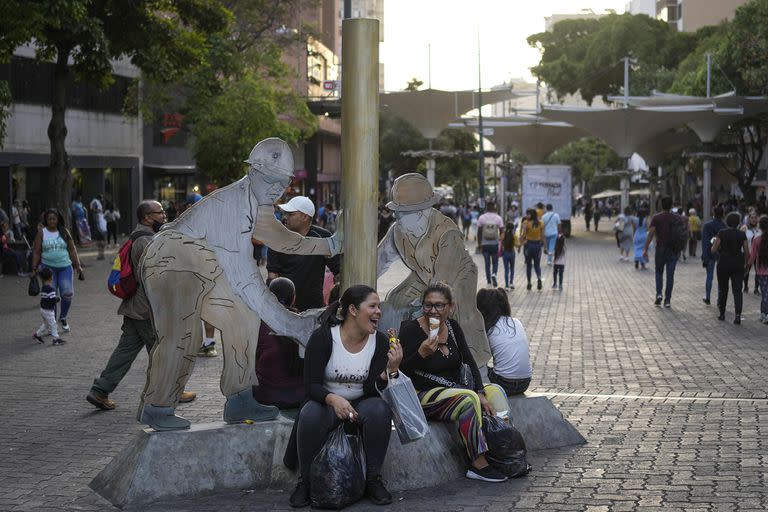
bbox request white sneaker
[61,319,71,333]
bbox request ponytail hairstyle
[758,216,768,269]
[476,287,514,335]
[554,234,566,259]
[319,284,378,327]
[527,208,540,228]
[42,208,71,243]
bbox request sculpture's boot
[223,388,279,424]
[139,405,191,431]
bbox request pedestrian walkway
[0,220,766,511]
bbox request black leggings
[717,264,744,316]
[107,221,118,245]
[296,397,391,482]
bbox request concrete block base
[91,395,584,507]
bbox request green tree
[434,128,478,203]
[405,77,423,91]
[546,136,624,194]
[670,0,768,202]
[191,71,316,183]
[141,0,318,184]
[0,0,229,219]
[379,111,426,184]
[528,13,699,104]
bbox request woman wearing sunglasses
[398,282,510,483]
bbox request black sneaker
[491,274,498,287]
[526,282,532,291]
[537,279,542,290]
[663,302,671,309]
[702,298,711,305]
[654,296,662,307]
[734,315,741,325]
[466,465,508,483]
[365,475,392,505]
[32,333,44,344]
[717,311,725,321]
[52,338,66,345]
[289,480,310,508]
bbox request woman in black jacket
[289,284,403,508]
[712,212,750,324]
[399,283,510,483]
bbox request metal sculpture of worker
[377,173,491,365]
[138,138,342,431]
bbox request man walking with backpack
[643,196,685,308]
[477,203,504,287]
[86,200,196,410]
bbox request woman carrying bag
[399,283,510,483]
[288,284,402,508]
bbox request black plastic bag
[483,415,531,478]
[310,423,366,509]
[28,275,40,296]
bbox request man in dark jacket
[701,206,727,305]
[267,196,340,311]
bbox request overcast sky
[381,0,628,91]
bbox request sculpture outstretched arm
[216,248,319,346]
[376,227,400,278]
[253,205,342,256]
[431,230,468,287]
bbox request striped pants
[418,384,508,462]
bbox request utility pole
[477,29,485,205]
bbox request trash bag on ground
[482,415,531,478]
[310,423,366,509]
[377,371,429,444]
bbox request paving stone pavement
[1,220,766,511]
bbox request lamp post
[476,29,485,205]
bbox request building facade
[656,0,749,32]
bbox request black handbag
[28,275,40,296]
[446,321,476,390]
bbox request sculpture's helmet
[244,138,295,177]
[386,173,438,212]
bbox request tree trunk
[47,45,73,226]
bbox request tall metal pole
[341,18,379,290]
[428,43,432,89]
[477,29,486,204]
[426,139,435,186]
[706,53,712,98]
[704,54,713,219]
[623,56,630,108]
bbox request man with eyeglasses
[137,138,343,431]
[87,200,197,410]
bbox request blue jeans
[545,234,557,263]
[654,248,678,303]
[481,244,499,284]
[524,241,543,283]
[502,250,515,287]
[39,264,73,319]
[704,258,719,302]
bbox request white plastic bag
[377,371,429,444]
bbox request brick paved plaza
[1,220,767,511]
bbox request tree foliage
[546,136,624,192]
[528,13,699,104]
[142,0,318,184]
[379,111,426,179]
[0,0,230,218]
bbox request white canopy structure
[380,88,521,139]
[457,116,588,164]
[380,87,520,186]
[591,189,622,199]
[540,104,733,158]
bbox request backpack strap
[129,230,153,242]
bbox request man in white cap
[138,138,343,431]
[377,173,491,365]
[267,196,340,311]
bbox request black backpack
[668,217,688,254]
